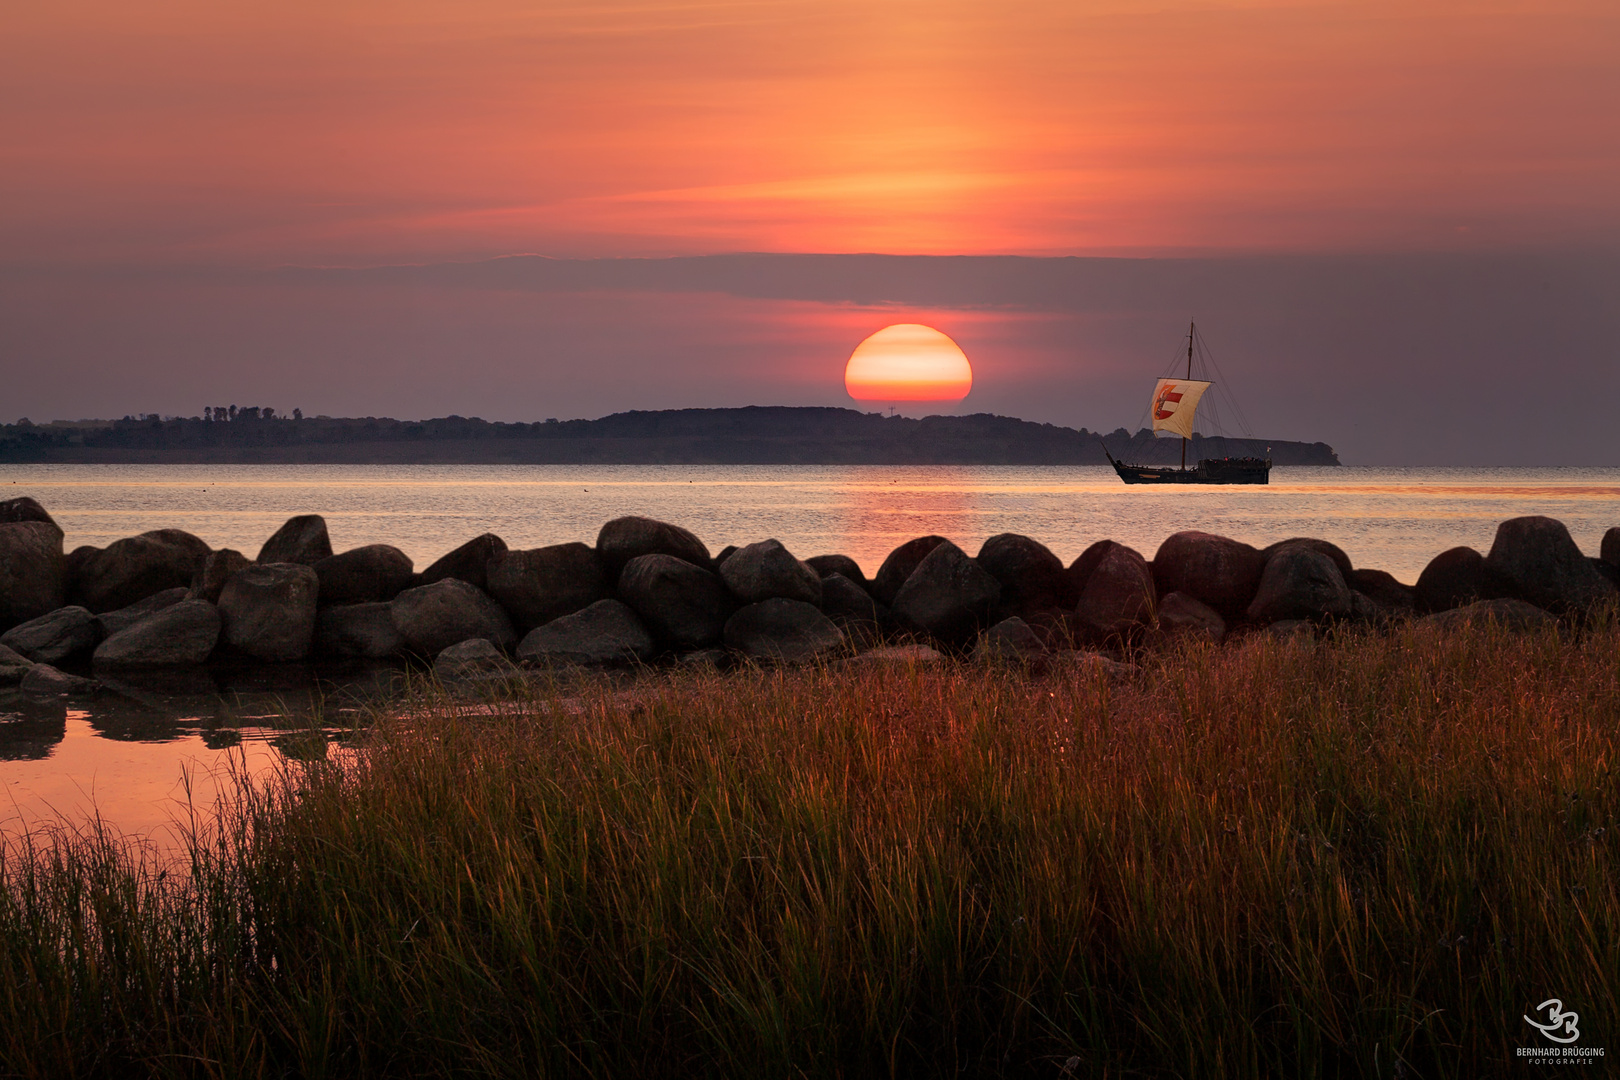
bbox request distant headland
[0,407,1340,466]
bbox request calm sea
[4,463,1617,837]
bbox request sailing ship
[1102,322,1271,485]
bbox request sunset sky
[3,0,1618,462]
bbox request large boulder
[419,533,508,591]
[1414,546,1517,613]
[517,599,656,667]
[432,638,517,681]
[1420,598,1557,632]
[390,579,517,658]
[723,598,845,663]
[596,516,710,578]
[806,554,867,585]
[1348,569,1416,615]
[871,535,949,607]
[0,521,67,630]
[314,602,403,659]
[314,545,415,606]
[1076,542,1156,636]
[890,540,1001,646]
[486,543,606,632]
[616,553,734,649]
[1246,545,1354,623]
[1485,516,1615,615]
[0,643,32,686]
[1261,538,1353,580]
[0,605,100,664]
[189,548,251,604]
[718,539,822,605]
[19,663,99,698]
[1151,531,1267,620]
[1156,591,1226,643]
[1602,527,1620,567]
[977,533,1076,619]
[95,587,191,637]
[0,497,55,525]
[70,531,211,613]
[217,563,320,662]
[256,515,332,565]
[93,599,220,668]
[819,573,883,626]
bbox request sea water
[3,463,1617,834]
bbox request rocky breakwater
[0,500,1616,699]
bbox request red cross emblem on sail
[1154,383,1183,420]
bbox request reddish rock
[1152,531,1267,620]
[256,515,332,566]
[486,543,606,632]
[596,516,710,578]
[871,535,949,606]
[1077,543,1156,636]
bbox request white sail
[1149,378,1211,440]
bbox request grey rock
[1077,542,1156,636]
[487,543,606,631]
[890,540,1001,645]
[189,548,251,604]
[390,578,517,657]
[419,533,508,591]
[20,663,99,697]
[1485,516,1615,615]
[1151,531,1267,620]
[315,602,404,659]
[0,643,34,686]
[71,531,211,613]
[93,599,220,667]
[617,553,734,649]
[256,515,332,565]
[871,535,949,606]
[974,616,1046,662]
[0,497,55,526]
[1421,598,1557,632]
[1414,546,1517,613]
[516,599,655,667]
[314,544,415,605]
[820,572,883,625]
[1156,591,1226,642]
[0,520,66,630]
[1348,569,1416,614]
[218,563,320,662]
[432,638,517,681]
[1261,537,1353,579]
[596,516,710,578]
[719,539,822,605]
[1247,546,1354,623]
[95,587,191,637]
[805,554,864,585]
[978,533,1076,620]
[1,606,100,664]
[723,598,845,662]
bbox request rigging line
[1192,323,1255,438]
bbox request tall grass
[2,617,1617,1078]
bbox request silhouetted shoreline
[0,406,1340,466]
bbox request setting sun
[844,324,973,405]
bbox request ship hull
[1111,458,1271,485]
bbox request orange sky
[4,0,1617,265]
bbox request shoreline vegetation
[2,498,1618,1074]
[2,623,1617,1077]
[0,407,1340,466]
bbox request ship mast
[1182,320,1193,469]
